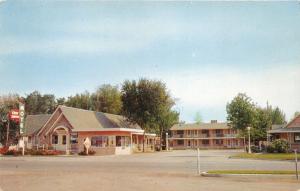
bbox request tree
[121,78,176,152]
[0,94,20,145]
[271,107,286,124]
[91,84,122,114]
[252,107,272,142]
[56,97,65,106]
[226,93,256,131]
[294,111,300,119]
[156,98,179,150]
[194,111,203,124]
[25,91,56,115]
[65,91,91,110]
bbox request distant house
[24,106,156,155]
[169,120,244,149]
[268,114,300,150]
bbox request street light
[247,126,251,153]
[166,132,169,151]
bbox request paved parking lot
[0,150,299,191]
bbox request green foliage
[194,112,203,124]
[65,91,91,110]
[121,78,179,150]
[270,139,289,153]
[226,93,256,131]
[91,84,122,114]
[227,93,287,142]
[271,107,286,124]
[0,94,20,145]
[294,111,300,119]
[25,91,56,114]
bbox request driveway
[0,150,299,191]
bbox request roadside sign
[83,137,91,155]
[19,103,25,135]
[9,109,20,123]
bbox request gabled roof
[24,114,51,136]
[59,106,141,131]
[170,122,230,130]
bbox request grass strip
[231,153,300,160]
[207,170,298,175]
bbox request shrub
[266,139,289,153]
[266,145,275,153]
[0,147,9,155]
[250,146,261,153]
[78,150,96,156]
[272,139,289,153]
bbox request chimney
[211,120,217,124]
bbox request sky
[0,1,299,123]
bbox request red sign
[9,109,20,123]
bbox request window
[91,136,108,147]
[52,135,58,144]
[71,133,78,144]
[215,139,223,145]
[177,140,184,145]
[202,140,209,145]
[62,135,66,145]
[295,133,300,143]
[116,136,130,147]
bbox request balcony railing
[170,134,237,139]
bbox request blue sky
[0,1,299,123]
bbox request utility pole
[6,119,10,146]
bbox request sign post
[197,148,201,175]
[19,103,25,135]
[19,139,25,156]
[295,149,298,180]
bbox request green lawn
[207,170,298,175]
[231,153,300,160]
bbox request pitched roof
[170,122,230,130]
[24,114,51,136]
[59,106,141,131]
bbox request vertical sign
[19,102,25,135]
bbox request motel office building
[169,121,244,149]
[24,106,156,155]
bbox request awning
[268,127,300,134]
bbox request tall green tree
[65,91,91,110]
[91,84,122,114]
[194,111,203,124]
[25,91,56,114]
[226,93,256,131]
[121,78,176,152]
[271,107,286,124]
[0,94,20,145]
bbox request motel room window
[116,136,130,147]
[177,140,184,145]
[202,140,209,145]
[295,133,300,143]
[91,136,108,147]
[215,139,223,145]
[52,135,58,144]
[62,135,66,145]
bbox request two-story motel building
[169,120,244,149]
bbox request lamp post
[166,132,169,151]
[247,126,251,153]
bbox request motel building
[23,106,156,155]
[169,120,244,149]
[268,114,300,150]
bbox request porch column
[66,133,70,155]
[130,133,133,151]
